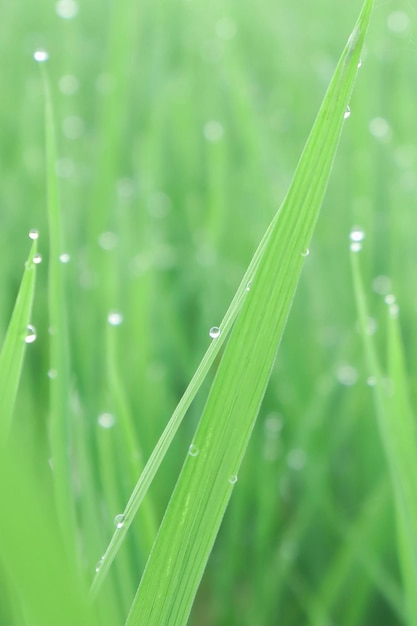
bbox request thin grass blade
[351,249,417,623]
[0,240,38,439]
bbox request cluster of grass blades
[4,0,417,624]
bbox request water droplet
[114,514,125,529]
[33,253,42,265]
[246,280,252,291]
[59,74,79,95]
[25,325,37,344]
[357,59,362,69]
[107,312,124,326]
[62,115,84,140]
[365,317,377,335]
[350,242,362,252]
[228,475,238,485]
[350,228,365,242]
[301,248,310,257]
[384,294,396,306]
[389,303,400,318]
[367,376,376,387]
[29,229,39,240]
[372,275,392,296]
[387,10,410,34]
[48,369,58,379]
[98,231,118,250]
[287,449,306,471]
[264,413,283,435]
[344,105,351,119]
[98,413,116,428]
[95,556,104,573]
[209,326,221,339]
[33,50,49,63]
[56,0,79,19]
[369,117,391,142]
[59,253,71,263]
[203,120,224,142]
[188,444,199,457]
[336,364,358,386]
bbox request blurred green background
[0,0,416,624]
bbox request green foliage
[0,0,416,624]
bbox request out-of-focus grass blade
[351,250,417,624]
[0,240,38,439]
[125,2,374,624]
[0,432,97,626]
[39,60,76,553]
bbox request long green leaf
[126,2,374,624]
[0,240,38,439]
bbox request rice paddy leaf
[0,240,38,439]
[124,2,374,624]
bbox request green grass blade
[0,433,97,626]
[39,60,76,553]
[0,239,38,439]
[351,249,417,623]
[126,2,374,625]
[90,206,275,596]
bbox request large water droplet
[34,50,49,63]
[114,514,125,529]
[209,326,221,339]
[29,229,39,240]
[25,325,37,344]
[188,444,199,457]
[108,312,123,326]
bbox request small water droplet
[367,376,376,387]
[59,253,71,263]
[56,0,79,20]
[48,369,58,379]
[350,227,365,242]
[188,444,199,457]
[98,413,116,428]
[337,364,358,386]
[287,449,306,471]
[95,556,104,573]
[228,475,238,485]
[29,229,39,240]
[357,59,362,69]
[34,50,49,63]
[384,294,396,306]
[301,248,310,257]
[372,275,392,296]
[25,325,37,344]
[33,253,42,265]
[389,303,400,318]
[209,326,221,339]
[203,120,224,142]
[107,312,124,326]
[246,280,252,291]
[98,231,118,250]
[350,242,362,252]
[344,105,351,119]
[114,514,125,529]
